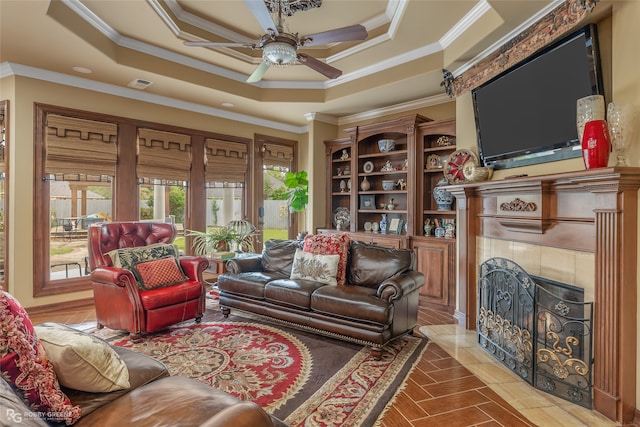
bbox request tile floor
[27,303,616,426]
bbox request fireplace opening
[478,257,593,408]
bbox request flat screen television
[472,24,604,170]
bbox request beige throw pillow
[290,248,340,286]
[34,323,130,393]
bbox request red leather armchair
[87,221,208,340]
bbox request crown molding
[1,62,308,134]
[338,93,452,125]
[304,113,338,125]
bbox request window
[0,100,9,287]
[137,129,191,226]
[204,138,249,227]
[35,108,117,295]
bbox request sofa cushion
[138,280,203,310]
[265,279,327,310]
[132,256,187,290]
[261,239,302,276]
[218,272,275,299]
[0,291,81,425]
[311,285,391,325]
[303,233,350,286]
[107,243,180,270]
[290,249,340,286]
[34,323,130,393]
[347,241,414,288]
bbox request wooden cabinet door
[413,238,455,312]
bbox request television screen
[472,24,603,169]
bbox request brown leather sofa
[217,239,425,357]
[0,323,288,427]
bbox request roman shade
[137,128,191,182]
[261,142,294,169]
[205,138,248,183]
[45,114,118,177]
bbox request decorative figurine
[396,178,407,191]
[445,221,456,239]
[336,167,342,176]
[386,198,395,210]
[340,149,349,160]
[381,160,394,172]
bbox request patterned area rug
[98,302,428,426]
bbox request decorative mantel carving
[448,167,640,424]
[499,198,537,212]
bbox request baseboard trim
[24,297,94,315]
[453,309,466,327]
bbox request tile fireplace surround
[448,167,640,425]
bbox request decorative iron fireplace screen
[478,257,593,408]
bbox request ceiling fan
[184,0,368,82]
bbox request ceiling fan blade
[184,41,252,48]
[247,62,270,83]
[243,0,278,35]
[297,53,342,79]
[302,24,367,46]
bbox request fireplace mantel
[448,167,640,424]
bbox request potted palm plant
[187,226,238,256]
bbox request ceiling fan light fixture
[262,41,297,67]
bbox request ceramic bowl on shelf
[381,180,397,191]
[378,139,395,153]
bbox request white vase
[577,95,605,142]
[607,102,630,166]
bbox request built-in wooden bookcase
[322,115,458,313]
[417,118,457,239]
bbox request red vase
[581,119,610,169]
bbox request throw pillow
[33,323,130,393]
[290,248,340,286]
[107,243,180,270]
[0,291,81,425]
[132,256,187,290]
[303,233,350,285]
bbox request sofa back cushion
[261,239,303,277]
[347,241,414,288]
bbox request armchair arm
[178,256,208,282]
[90,266,137,288]
[225,256,263,274]
[377,271,426,301]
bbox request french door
[253,134,298,251]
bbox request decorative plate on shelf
[333,207,351,229]
[364,221,372,231]
[443,149,479,184]
[363,161,374,174]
